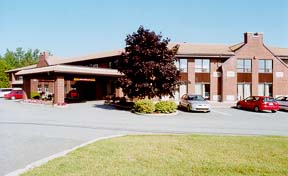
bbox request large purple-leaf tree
[117,26,180,99]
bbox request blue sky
[0,0,287,57]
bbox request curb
[133,110,179,116]
[5,134,124,176]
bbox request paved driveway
[1,99,288,175]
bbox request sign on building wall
[213,72,222,77]
[276,72,284,78]
[74,78,96,82]
[227,71,235,78]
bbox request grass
[22,135,288,176]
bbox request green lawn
[22,135,288,176]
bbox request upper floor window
[237,59,251,72]
[259,59,272,73]
[195,59,210,73]
[16,76,23,80]
[175,58,187,72]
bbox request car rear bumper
[260,105,279,111]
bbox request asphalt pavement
[1,99,288,175]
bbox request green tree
[0,60,10,87]
[117,26,180,99]
[0,48,40,87]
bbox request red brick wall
[210,58,222,101]
[273,56,288,97]
[222,56,238,101]
[221,33,288,101]
[54,76,65,104]
[187,59,195,94]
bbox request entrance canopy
[16,65,122,77]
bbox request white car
[0,88,12,98]
[275,96,288,110]
[179,94,211,112]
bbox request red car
[4,90,24,100]
[236,96,279,113]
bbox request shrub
[30,92,40,99]
[134,99,155,113]
[155,101,177,113]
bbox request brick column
[22,77,31,99]
[210,59,218,101]
[115,88,123,97]
[251,58,259,96]
[54,76,65,104]
[187,59,195,94]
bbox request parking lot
[1,99,288,175]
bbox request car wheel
[187,105,192,112]
[236,104,241,109]
[271,110,277,113]
[254,106,259,112]
[11,96,15,100]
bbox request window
[44,84,49,93]
[195,83,210,99]
[237,83,251,100]
[258,83,272,96]
[174,84,187,101]
[175,59,187,72]
[37,84,42,93]
[237,59,251,72]
[16,76,23,81]
[108,62,112,68]
[195,59,210,72]
[259,60,272,73]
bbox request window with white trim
[259,60,272,73]
[195,59,210,73]
[237,59,251,72]
[175,59,187,72]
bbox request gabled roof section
[53,49,124,65]
[269,47,288,58]
[5,64,37,73]
[170,42,235,57]
[229,42,245,52]
[46,56,66,65]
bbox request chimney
[37,51,49,67]
[244,32,263,44]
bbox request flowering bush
[155,101,177,113]
[134,99,155,113]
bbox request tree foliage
[117,26,180,99]
[0,48,40,87]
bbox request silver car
[275,96,288,110]
[180,94,211,112]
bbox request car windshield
[188,95,205,101]
[263,97,275,102]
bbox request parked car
[0,88,12,98]
[65,89,81,103]
[236,96,279,113]
[275,96,288,110]
[179,94,211,112]
[4,90,24,100]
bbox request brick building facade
[6,32,288,104]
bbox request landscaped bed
[22,135,288,176]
